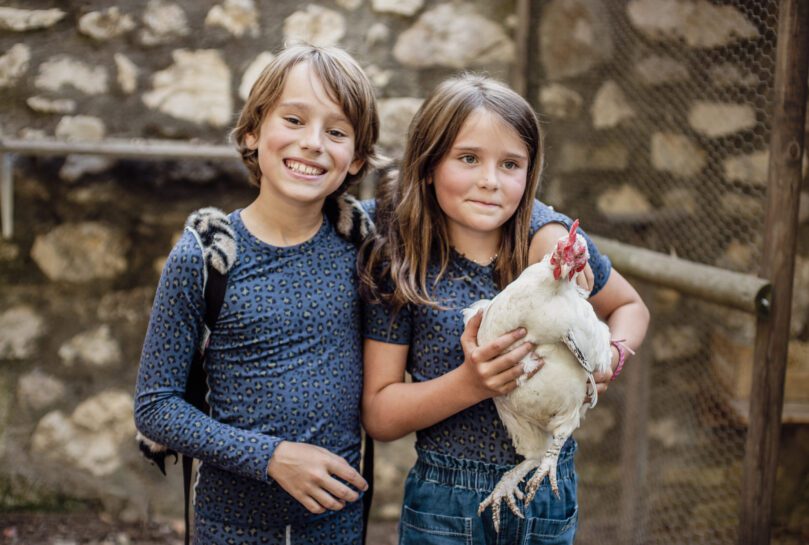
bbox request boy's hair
[359,74,544,313]
[231,44,380,194]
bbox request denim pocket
[522,506,578,545]
[399,505,473,545]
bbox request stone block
[394,4,514,68]
[30,222,129,283]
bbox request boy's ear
[245,133,258,150]
[348,157,364,176]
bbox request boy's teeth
[286,160,324,175]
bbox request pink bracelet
[610,340,634,382]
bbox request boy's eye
[327,128,348,138]
[283,116,302,125]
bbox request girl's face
[432,108,529,244]
[245,62,363,208]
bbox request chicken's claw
[525,433,568,503]
[478,459,538,533]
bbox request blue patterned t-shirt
[364,200,611,465]
[135,210,363,529]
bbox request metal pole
[618,284,652,544]
[1,153,13,239]
[739,0,809,543]
[512,0,531,97]
[590,235,770,314]
[0,137,239,161]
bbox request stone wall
[1,0,808,541]
[0,0,518,524]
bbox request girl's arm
[589,270,649,394]
[363,312,537,442]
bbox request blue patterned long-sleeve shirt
[134,210,363,529]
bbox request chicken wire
[530,1,780,543]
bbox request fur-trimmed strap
[325,193,375,246]
[185,207,237,275]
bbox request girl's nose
[479,166,499,189]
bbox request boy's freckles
[247,61,361,208]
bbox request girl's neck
[242,189,324,247]
[448,224,501,266]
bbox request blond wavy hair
[231,44,380,194]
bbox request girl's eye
[460,154,477,164]
[327,129,348,138]
[283,116,302,125]
[503,160,519,170]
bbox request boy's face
[245,62,363,208]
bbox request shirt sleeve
[133,230,281,483]
[363,297,412,346]
[529,199,613,296]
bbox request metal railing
[0,137,242,239]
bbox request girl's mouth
[284,159,326,176]
[469,200,499,208]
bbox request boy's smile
[246,61,363,211]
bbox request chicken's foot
[478,458,539,533]
[524,432,569,502]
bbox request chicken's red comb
[567,219,580,243]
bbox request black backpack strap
[361,432,375,544]
[181,210,234,545]
[325,192,379,541]
[182,265,229,545]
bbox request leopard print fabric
[364,200,612,465]
[135,210,364,541]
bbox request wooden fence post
[738,0,809,543]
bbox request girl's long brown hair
[359,74,544,314]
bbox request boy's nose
[300,128,324,152]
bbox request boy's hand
[267,441,368,514]
[459,311,541,400]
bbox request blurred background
[0,1,807,544]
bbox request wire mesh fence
[530,1,782,543]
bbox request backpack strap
[181,208,234,545]
[325,192,375,246]
[136,208,236,464]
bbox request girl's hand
[267,441,368,514]
[460,311,541,399]
[584,343,619,404]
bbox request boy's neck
[242,192,325,247]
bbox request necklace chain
[454,247,498,266]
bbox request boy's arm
[133,232,281,483]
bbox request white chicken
[463,220,613,532]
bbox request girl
[134,45,379,545]
[359,74,649,544]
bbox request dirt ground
[0,513,398,545]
